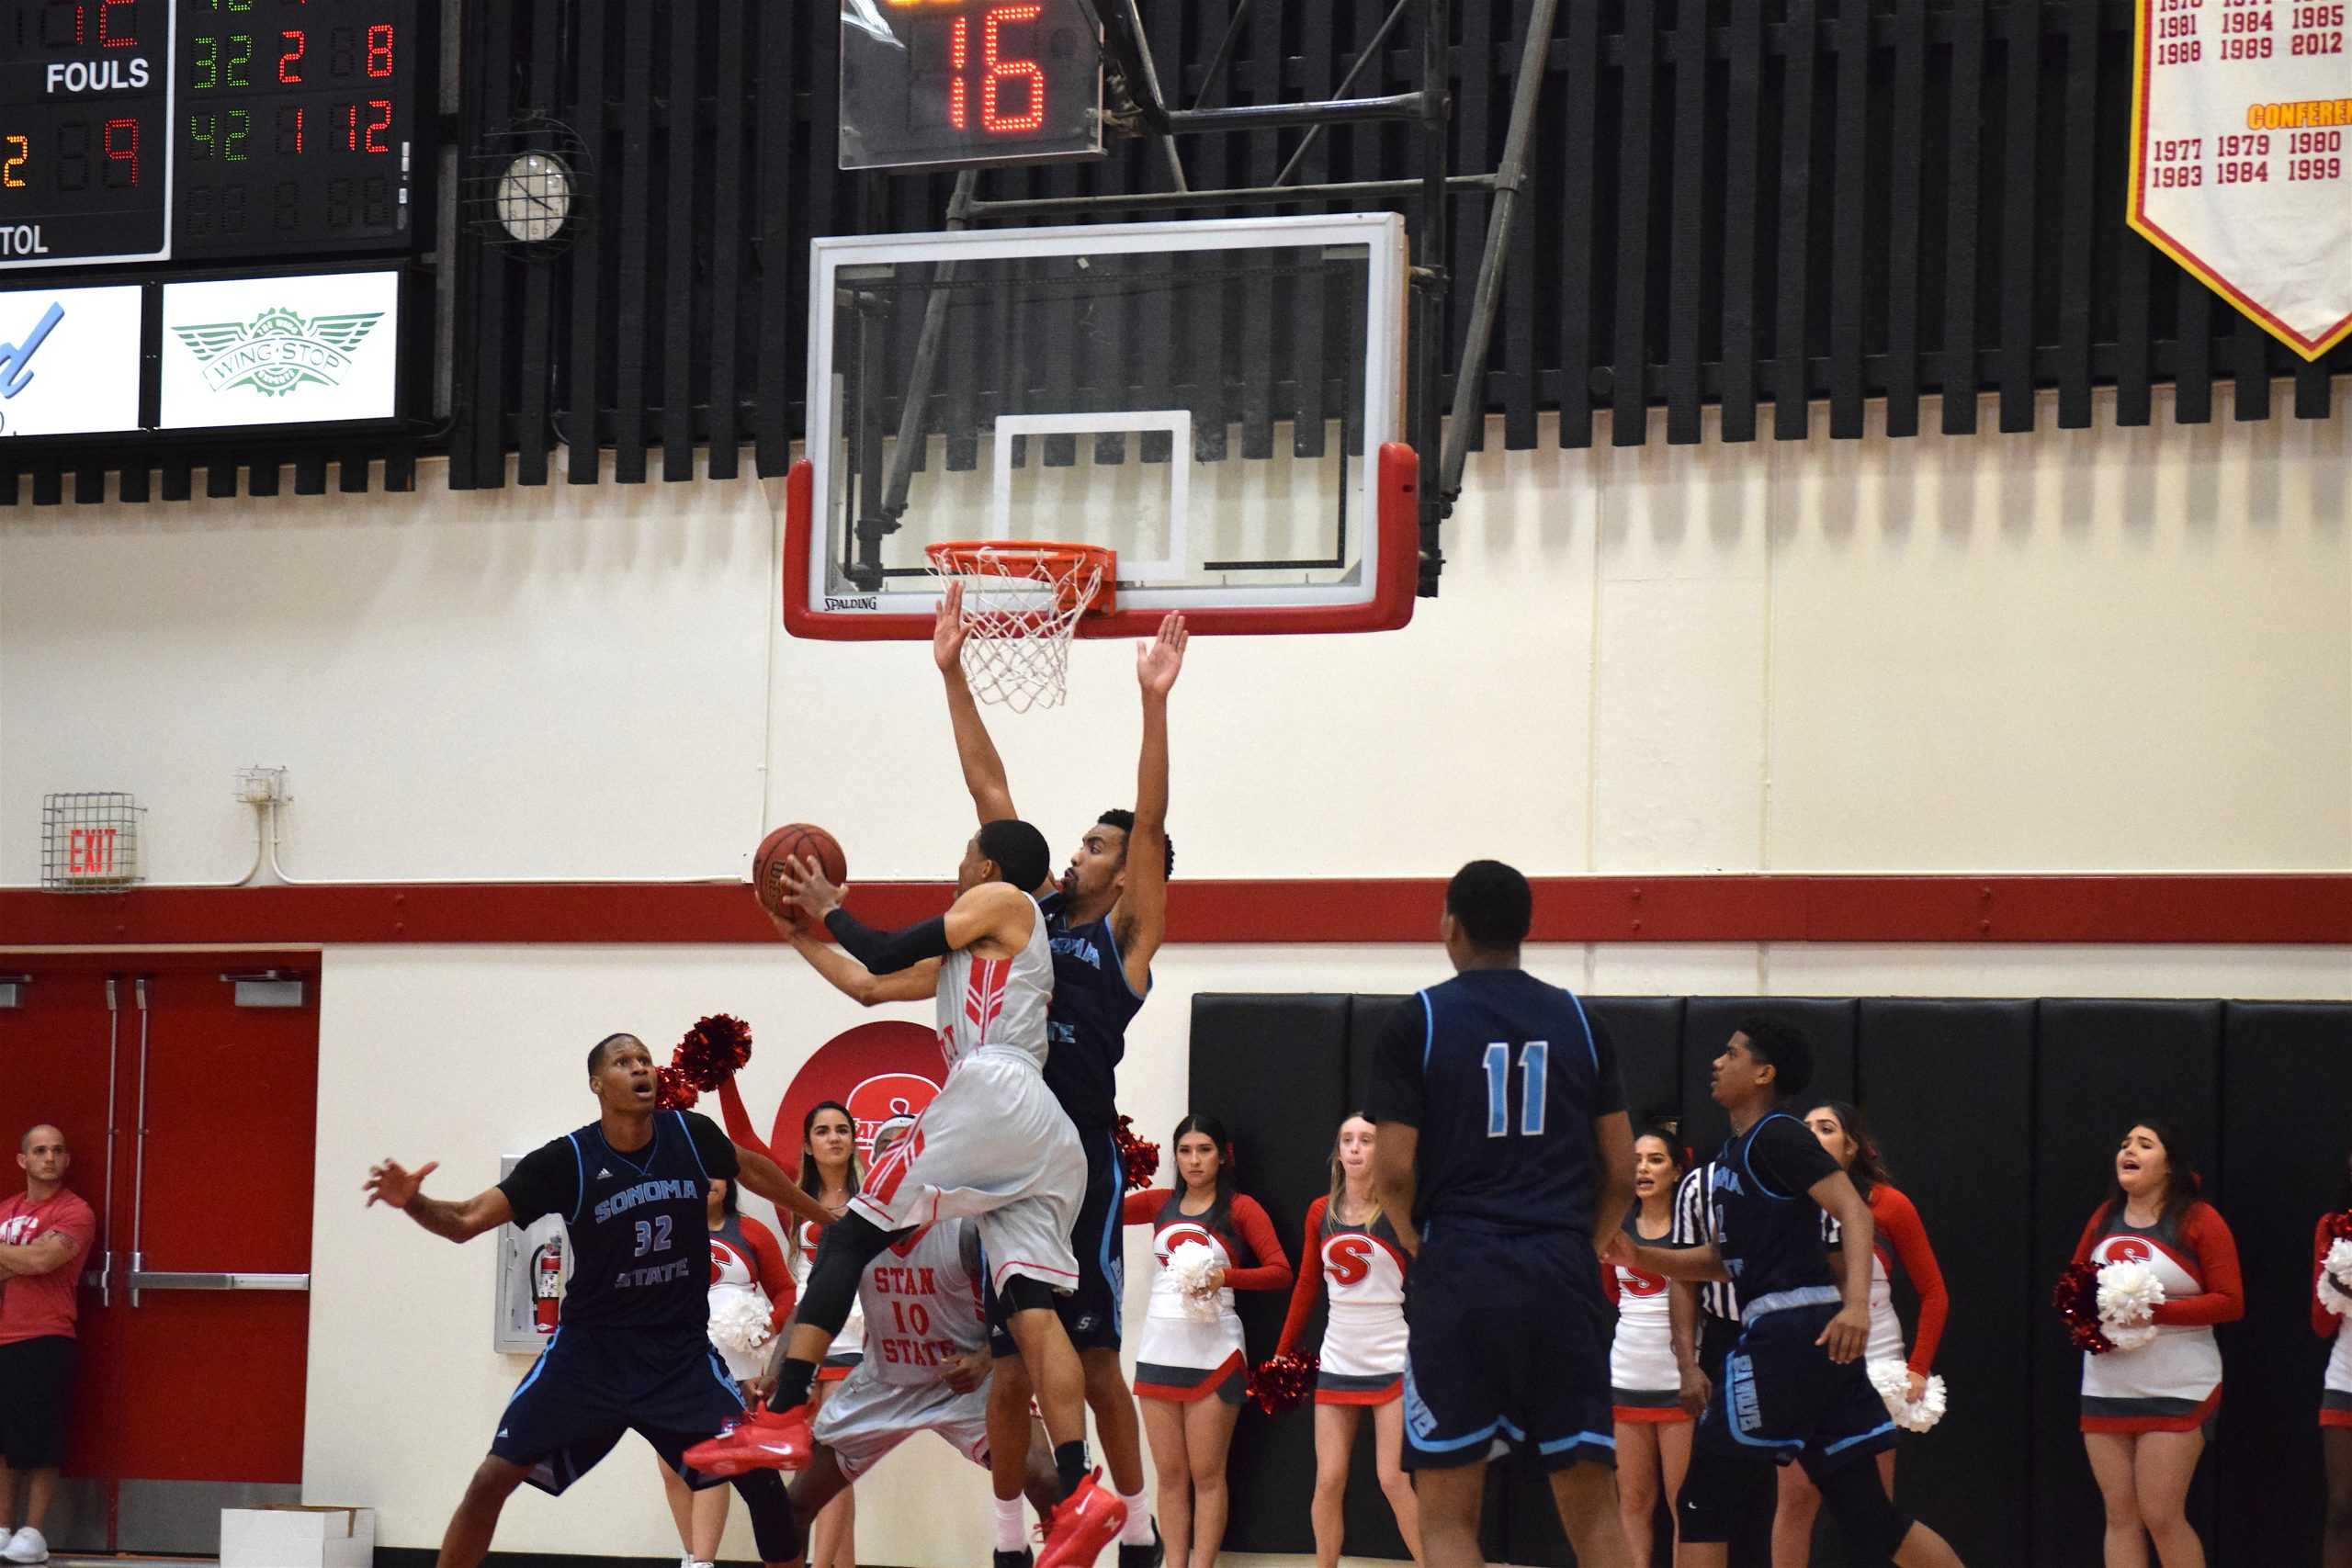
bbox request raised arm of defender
[1114,613,1184,993]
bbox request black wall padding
[1847,999,2038,1568]
[1347,994,1418,1118]
[1188,993,1353,1556]
[2217,1003,2352,1568]
[1679,1000,1860,1172]
[1584,996,1687,1137]
[2030,1000,2223,1568]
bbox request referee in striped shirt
[1668,1151,1742,1416]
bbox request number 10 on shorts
[1483,1041,1548,1138]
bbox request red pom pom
[2052,1260,2116,1355]
[1249,1353,1318,1415]
[2325,1210,2352,1246]
[1116,1115,1160,1191]
[676,1013,754,1092]
[655,1065,701,1111]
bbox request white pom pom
[2095,1258,2166,1352]
[2321,1239,2352,1318]
[707,1291,775,1356]
[1866,1358,1948,1433]
[1168,1241,1224,1320]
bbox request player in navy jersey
[1605,1022,1968,1568]
[1364,861,1637,1568]
[934,585,1183,1568]
[362,1032,831,1568]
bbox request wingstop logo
[172,306,384,399]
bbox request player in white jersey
[788,1126,1062,1531]
[697,820,1124,1568]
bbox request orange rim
[926,540,1116,615]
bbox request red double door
[0,953,317,1553]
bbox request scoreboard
[0,0,420,268]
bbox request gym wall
[3,393,2346,888]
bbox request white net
[925,541,1113,713]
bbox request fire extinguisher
[531,1235,565,1334]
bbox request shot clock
[0,0,420,267]
[840,0,1103,172]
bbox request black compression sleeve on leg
[1814,1458,1914,1562]
[1675,1445,1776,1545]
[822,909,954,974]
[732,1469,804,1566]
[795,1212,897,1336]
[1000,1274,1060,1315]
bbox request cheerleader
[1772,1100,1950,1568]
[1272,1113,1420,1568]
[1600,1127,1689,1568]
[788,1101,865,1568]
[1129,1113,1293,1568]
[657,1176,793,1568]
[2073,1120,2242,1568]
[2316,1149,2352,1568]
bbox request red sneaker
[682,1399,814,1477]
[1035,1470,1126,1568]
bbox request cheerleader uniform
[2074,1199,2244,1434]
[2313,1213,2352,1429]
[794,1215,866,1383]
[708,1212,795,1382]
[1601,1241,1687,1426]
[1819,1182,1951,1381]
[1125,1188,1291,1404]
[1272,1195,1409,1405]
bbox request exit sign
[64,827,125,880]
[40,792,144,891]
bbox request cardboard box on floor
[220,1505,374,1568]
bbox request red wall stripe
[1,874,2346,947]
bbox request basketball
[754,823,848,928]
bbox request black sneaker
[995,1549,1035,1568]
[1116,1522,1164,1568]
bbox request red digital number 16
[948,5,1047,134]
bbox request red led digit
[948,14,969,130]
[367,23,394,77]
[44,2,85,48]
[280,28,306,83]
[982,5,1046,134]
[366,98,390,152]
[103,117,138,186]
[99,0,134,49]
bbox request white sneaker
[2,1527,50,1564]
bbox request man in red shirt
[0,1124,96,1568]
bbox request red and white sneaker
[1035,1470,1126,1568]
[682,1399,814,1477]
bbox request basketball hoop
[925,540,1117,713]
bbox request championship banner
[2129,0,2352,360]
